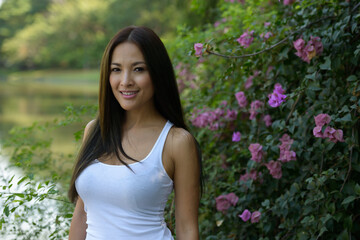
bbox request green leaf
[335,113,352,123]
[320,57,331,70]
[4,206,9,217]
[17,176,27,185]
[346,75,357,82]
[337,230,349,240]
[64,213,73,218]
[355,183,360,195]
[305,71,316,80]
[341,196,357,205]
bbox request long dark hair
[68,26,203,203]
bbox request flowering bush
[171,0,360,238]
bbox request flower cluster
[248,143,263,163]
[191,104,237,131]
[265,160,282,179]
[194,43,203,56]
[215,192,239,214]
[268,83,287,107]
[249,100,264,120]
[278,134,296,162]
[293,36,323,63]
[238,209,261,223]
[237,30,254,48]
[235,91,248,107]
[313,113,344,143]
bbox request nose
[120,70,133,87]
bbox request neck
[123,104,164,130]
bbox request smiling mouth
[120,91,139,96]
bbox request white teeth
[122,92,137,95]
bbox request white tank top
[75,121,174,240]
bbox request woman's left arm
[171,128,200,240]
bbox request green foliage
[168,0,360,238]
[0,103,96,238]
[0,0,191,69]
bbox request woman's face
[109,42,154,112]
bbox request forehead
[111,42,145,63]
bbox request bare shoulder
[83,119,96,141]
[168,127,198,163]
[168,127,196,149]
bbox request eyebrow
[111,61,146,67]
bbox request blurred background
[0,0,217,159]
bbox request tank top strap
[151,120,173,163]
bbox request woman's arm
[171,128,200,240]
[69,120,94,239]
[68,197,87,240]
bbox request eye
[134,67,145,72]
[111,67,121,72]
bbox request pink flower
[232,131,241,142]
[264,22,271,27]
[314,113,331,127]
[194,43,203,56]
[244,75,254,89]
[293,38,305,51]
[239,169,258,182]
[323,126,336,138]
[225,109,238,121]
[263,114,272,127]
[313,126,324,138]
[248,143,263,163]
[266,160,282,179]
[279,134,294,146]
[293,36,323,63]
[274,83,285,94]
[268,83,286,108]
[235,91,248,107]
[214,21,220,27]
[249,100,264,120]
[279,150,296,162]
[251,211,261,223]
[215,193,239,213]
[237,30,254,48]
[309,36,323,56]
[239,209,251,222]
[331,129,345,143]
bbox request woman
[68,26,202,240]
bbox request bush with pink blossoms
[168,0,359,239]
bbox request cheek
[109,75,118,89]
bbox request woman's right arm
[69,120,95,240]
[68,197,87,240]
